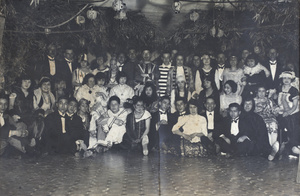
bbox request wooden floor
[0,151,299,196]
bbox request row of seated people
[0,70,298,160]
[0,45,298,160]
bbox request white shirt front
[58,111,66,134]
[159,110,168,122]
[65,58,73,73]
[206,111,214,130]
[230,118,239,136]
[48,56,56,76]
[0,113,5,127]
[269,61,277,81]
[176,66,185,79]
[218,64,225,81]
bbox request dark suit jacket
[264,60,283,90]
[200,110,224,139]
[56,60,77,93]
[43,111,78,153]
[216,115,252,143]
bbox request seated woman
[72,53,92,91]
[9,74,34,126]
[172,99,215,157]
[53,77,68,103]
[220,80,242,117]
[91,96,128,150]
[242,54,270,99]
[109,71,134,108]
[89,72,110,135]
[74,74,99,110]
[254,85,280,160]
[77,98,91,134]
[33,77,56,116]
[277,71,299,156]
[122,96,152,156]
[0,94,29,157]
[200,54,220,90]
[107,58,119,89]
[170,75,191,113]
[222,55,246,95]
[140,82,159,113]
[197,76,220,113]
[242,98,276,160]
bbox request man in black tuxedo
[201,98,223,141]
[57,47,77,94]
[214,103,255,157]
[169,97,189,126]
[35,43,58,80]
[42,96,79,154]
[66,97,88,148]
[265,48,282,91]
[216,53,229,91]
[149,96,172,150]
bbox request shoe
[292,146,300,155]
[142,144,148,156]
[268,141,279,161]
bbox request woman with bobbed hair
[220,80,242,117]
[74,73,99,109]
[122,96,152,156]
[9,74,35,125]
[33,76,55,116]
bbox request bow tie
[60,114,66,118]
[231,118,239,123]
[179,112,186,116]
[48,58,55,61]
[269,61,277,65]
[218,65,225,69]
[209,113,213,116]
[159,110,166,114]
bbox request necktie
[0,113,4,127]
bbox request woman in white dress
[109,71,134,108]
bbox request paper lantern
[87,9,97,20]
[44,28,51,35]
[190,11,199,22]
[76,16,86,24]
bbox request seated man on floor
[0,94,29,157]
[149,96,172,151]
[214,103,255,157]
[201,97,224,141]
[41,96,82,155]
[172,99,215,156]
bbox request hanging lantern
[210,26,216,37]
[172,0,182,14]
[76,16,86,25]
[112,0,126,12]
[216,28,224,38]
[44,28,51,35]
[87,9,97,20]
[190,11,199,22]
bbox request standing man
[57,46,77,94]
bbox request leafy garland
[0,0,299,88]
[170,1,299,56]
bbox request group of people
[0,43,299,161]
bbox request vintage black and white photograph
[0,0,299,195]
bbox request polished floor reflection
[0,151,299,196]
